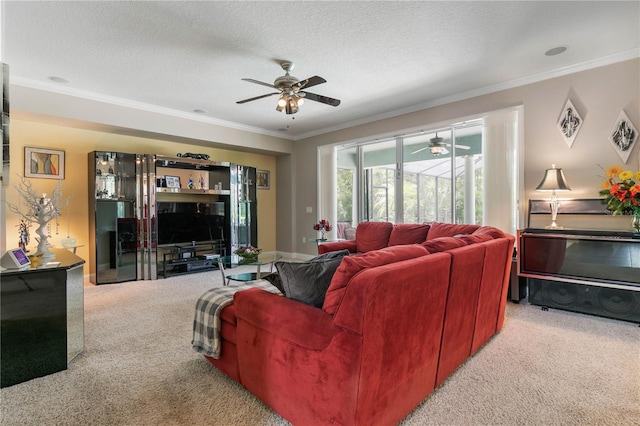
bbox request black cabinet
[1,249,85,387]
[519,228,640,322]
[88,151,138,284]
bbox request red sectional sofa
[317,221,432,254]
[203,223,515,425]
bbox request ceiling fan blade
[411,146,430,155]
[293,76,326,90]
[241,78,276,89]
[302,91,341,106]
[236,92,280,104]
[447,144,471,150]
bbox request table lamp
[535,164,571,229]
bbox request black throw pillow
[261,272,285,294]
[274,249,350,308]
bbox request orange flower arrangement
[599,165,640,215]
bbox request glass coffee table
[217,253,282,286]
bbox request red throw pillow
[388,224,431,246]
[426,222,480,240]
[421,236,467,253]
[457,233,492,245]
[472,226,505,239]
[355,222,394,252]
[323,244,428,315]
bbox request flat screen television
[157,201,226,245]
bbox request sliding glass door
[329,108,520,234]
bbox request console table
[0,248,85,387]
[518,228,640,323]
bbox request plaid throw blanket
[192,280,282,359]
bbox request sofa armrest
[317,239,357,254]
[234,288,337,350]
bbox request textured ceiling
[4,1,640,140]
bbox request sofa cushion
[472,226,505,239]
[426,222,480,240]
[457,233,493,245]
[323,244,429,315]
[355,221,394,252]
[275,250,350,308]
[456,226,505,245]
[388,223,431,246]
[421,236,468,253]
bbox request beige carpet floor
[1,267,638,425]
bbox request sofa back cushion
[388,223,430,246]
[355,221,394,252]
[323,244,429,315]
[421,236,467,253]
[426,222,480,240]
[471,226,505,239]
[275,250,350,308]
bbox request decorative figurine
[18,219,30,252]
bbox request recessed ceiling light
[545,46,567,56]
[193,109,207,114]
[47,76,70,84]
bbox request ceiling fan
[236,61,341,114]
[411,133,471,156]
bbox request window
[328,108,521,235]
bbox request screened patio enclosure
[336,123,484,226]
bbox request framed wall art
[165,175,181,189]
[608,110,638,164]
[24,147,65,179]
[257,170,270,190]
[557,99,583,148]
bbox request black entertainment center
[89,152,258,283]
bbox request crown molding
[10,76,296,141]
[294,49,640,140]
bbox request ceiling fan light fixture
[285,97,298,114]
[430,145,444,156]
[428,133,445,156]
[277,95,287,107]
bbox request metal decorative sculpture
[6,177,65,259]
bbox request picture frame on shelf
[165,175,181,189]
[24,147,65,179]
[608,110,638,164]
[257,169,270,190]
[557,99,582,148]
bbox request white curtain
[317,145,338,239]
[482,106,522,236]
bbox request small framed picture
[557,99,582,148]
[257,170,270,190]
[608,110,638,164]
[25,147,65,179]
[165,175,181,189]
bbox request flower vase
[320,229,326,241]
[632,211,640,233]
